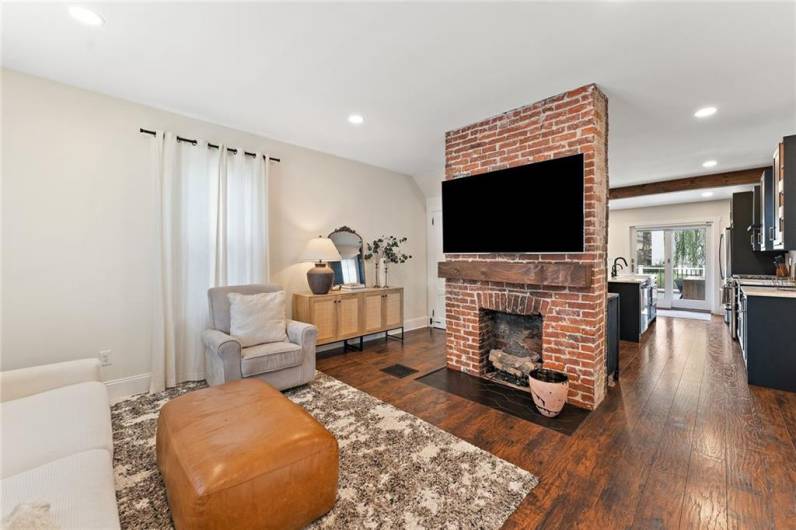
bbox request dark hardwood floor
[316,316,796,530]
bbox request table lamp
[300,236,342,294]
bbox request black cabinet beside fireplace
[606,293,620,379]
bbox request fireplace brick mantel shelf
[442,84,609,410]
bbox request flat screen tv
[442,153,584,253]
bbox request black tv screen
[442,154,584,253]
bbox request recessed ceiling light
[347,114,364,125]
[701,191,714,198]
[69,6,104,26]
[702,160,718,168]
[694,106,717,118]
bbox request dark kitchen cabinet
[608,280,654,342]
[750,184,763,251]
[744,293,796,393]
[731,192,780,274]
[760,167,777,251]
[772,134,796,250]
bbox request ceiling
[3,2,795,197]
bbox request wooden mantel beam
[438,261,592,288]
[609,166,769,200]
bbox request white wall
[414,174,444,201]
[1,69,428,386]
[608,199,731,314]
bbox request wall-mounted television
[442,153,584,253]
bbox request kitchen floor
[317,316,796,529]
[656,308,712,320]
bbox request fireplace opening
[480,309,543,390]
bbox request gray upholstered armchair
[202,284,318,390]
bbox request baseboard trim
[401,316,430,333]
[108,317,430,400]
[318,315,429,352]
[106,372,151,404]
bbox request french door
[631,224,711,311]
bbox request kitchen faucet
[611,257,628,278]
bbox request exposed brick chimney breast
[443,84,609,410]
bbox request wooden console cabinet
[293,287,404,348]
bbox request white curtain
[213,148,270,286]
[149,131,270,392]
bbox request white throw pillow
[228,291,288,347]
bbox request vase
[376,259,388,288]
[528,368,569,418]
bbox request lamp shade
[299,236,342,263]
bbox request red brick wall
[444,84,609,410]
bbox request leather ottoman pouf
[156,379,338,530]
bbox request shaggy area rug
[111,372,538,529]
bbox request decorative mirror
[328,226,366,286]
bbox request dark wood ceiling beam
[609,166,769,200]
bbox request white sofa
[0,359,120,529]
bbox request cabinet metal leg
[386,327,404,343]
[343,338,363,352]
[341,328,403,351]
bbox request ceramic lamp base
[307,262,334,294]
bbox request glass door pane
[671,227,708,309]
[634,228,669,307]
[632,224,712,313]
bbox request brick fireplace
[441,84,609,410]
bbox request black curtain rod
[139,128,281,163]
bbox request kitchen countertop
[735,277,796,287]
[740,286,796,299]
[608,275,653,284]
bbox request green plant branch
[364,235,412,264]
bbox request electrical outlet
[99,349,112,367]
